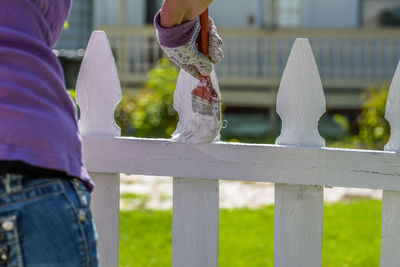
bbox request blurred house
[56,0,400,137]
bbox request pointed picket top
[76,31,122,136]
[384,60,400,152]
[276,38,326,147]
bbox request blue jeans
[0,174,98,266]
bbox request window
[146,0,163,24]
[270,0,303,28]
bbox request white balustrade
[99,26,400,89]
[76,31,400,267]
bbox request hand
[155,13,223,79]
[160,0,214,27]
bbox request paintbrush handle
[199,9,209,58]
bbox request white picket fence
[77,31,400,267]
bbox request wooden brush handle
[199,9,209,58]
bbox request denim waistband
[0,173,85,199]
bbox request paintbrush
[172,8,222,143]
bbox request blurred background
[57,0,400,149]
[55,1,400,266]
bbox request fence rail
[100,25,400,89]
[78,31,400,266]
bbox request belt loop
[4,174,23,194]
[71,178,88,207]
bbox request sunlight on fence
[77,31,400,267]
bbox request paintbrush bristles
[172,68,222,143]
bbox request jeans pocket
[3,179,98,267]
[68,179,99,266]
[0,212,23,267]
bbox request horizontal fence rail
[100,25,400,89]
[78,31,400,266]
[82,136,400,191]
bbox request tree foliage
[115,58,179,138]
[330,84,390,150]
[356,84,390,149]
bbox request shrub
[356,84,390,149]
[114,94,136,136]
[328,84,390,150]
[115,58,179,138]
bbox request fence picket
[274,38,325,267]
[76,31,122,267]
[73,30,400,266]
[381,60,400,267]
[172,178,219,267]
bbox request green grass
[119,199,381,267]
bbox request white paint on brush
[274,38,324,267]
[76,31,121,267]
[381,60,400,267]
[172,68,222,143]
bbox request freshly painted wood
[89,173,120,267]
[172,178,219,267]
[381,191,400,267]
[381,60,400,267]
[74,29,400,266]
[274,38,324,267]
[76,31,122,137]
[76,31,121,267]
[276,39,325,147]
[384,60,400,153]
[82,136,400,190]
[274,184,323,266]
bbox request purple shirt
[154,10,197,48]
[0,0,93,190]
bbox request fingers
[162,46,213,79]
[209,33,224,63]
[208,17,223,47]
[176,48,213,77]
[209,48,223,64]
[181,64,201,79]
[210,31,223,46]
[181,61,212,80]
[208,17,216,31]
[189,52,213,76]
[180,50,213,78]
[208,17,224,64]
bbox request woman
[0,0,221,265]
[0,0,97,265]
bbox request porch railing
[78,31,400,267]
[100,25,400,89]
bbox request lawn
[119,199,381,267]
